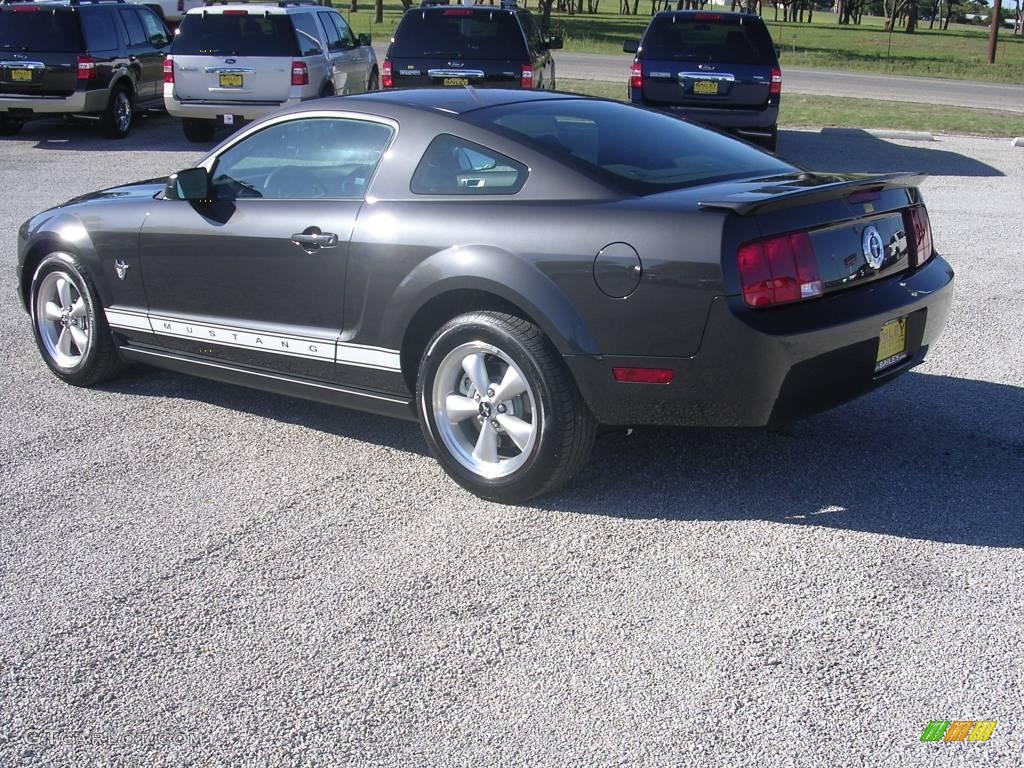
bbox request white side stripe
[105,309,401,371]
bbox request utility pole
[988,0,1002,63]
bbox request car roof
[332,88,582,116]
[653,9,764,20]
[184,1,320,15]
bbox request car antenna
[464,85,481,105]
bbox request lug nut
[497,404,506,413]
[487,388,495,398]
[491,419,500,429]
[474,393,481,401]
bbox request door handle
[291,230,338,249]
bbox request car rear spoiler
[697,172,927,216]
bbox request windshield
[0,8,83,53]
[642,15,774,64]
[390,9,526,60]
[468,99,794,195]
[173,13,298,57]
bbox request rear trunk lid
[638,13,775,109]
[170,11,298,103]
[0,7,83,97]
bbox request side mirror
[775,45,782,58]
[546,35,563,50]
[166,167,211,202]
[623,39,640,54]
[358,33,372,47]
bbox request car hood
[60,177,168,208]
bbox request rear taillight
[629,61,643,90]
[906,206,934,268]
[222,9,248,14]
[738,231,821,308]
[520,64,533,90]
[382,58,393,89]
[76,55,96,81]
[163,56,174,84]
[769,66,782,95]
[291,60,308,87]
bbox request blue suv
[624,11,781,151]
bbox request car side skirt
[117,346,418,423]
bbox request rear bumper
[566,255,954,428]
[164,87,304,121]
[0,87,109,115]
[632,93,778,132]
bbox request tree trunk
[374,0,383,23]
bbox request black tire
[182,118,216,143]
[416,311,596,503]
[761,125,778,153]
[0,115,24,136]
[367,69,379,92]
[100,83,133,139]
[29,252,125,387]
[319,81,334,98]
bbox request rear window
[390,9,526,60]
[173,13,298,57]
[468,99,793,195]
[0,8,83,53]
[642,14,774,64]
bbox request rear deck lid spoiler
[697,172,926,216]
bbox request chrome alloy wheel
[34,271,92,370]
[431,341,540,480]
[114,90,131,134]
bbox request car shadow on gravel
[551,372,1023,549]
[3,113,206,153]
[777,129,1004,178]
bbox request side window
[519,11,542,54]
[118,8,147,48]
[79,9,120,53]
[411,135,528,196]
[137,8,168,47]
[317,11,344,52]
[210,117,394,201]
[330,13,356,49]
[291,13,323,57]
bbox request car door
[134,5,171,102]
[138,114,396,381]
[517,11,547,89]
[115,6,162,100]
[319,11,363,94]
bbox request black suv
[0,0,170,137]
[383,0,560,92]
[624,11,781,151]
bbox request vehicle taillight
[769,66,782,95]
[629,61,643,90]
[905,205,934,268]
[222,9,248,14]
[737,231,821,308]
[291,61,308,87]
[76,56,96,81]
[12,4,40,10]
[163,56,174,84]
[382,58,393,89]
[520,64,533,90]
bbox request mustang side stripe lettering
[104,310,401,371]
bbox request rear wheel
[367,69,379,92]
[0,115,24,136]
[182,118,216,143]
[100,84,133,139]
[760,125,778,152]
[416,311,596,503]
[29,253,124,387]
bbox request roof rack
[203,0,327,6]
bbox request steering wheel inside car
[262,166,328,199]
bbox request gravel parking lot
[1,114,1021,767]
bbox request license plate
[692,80,719,95]
[875,317,908,372]
[10,69,33,83]
[442,77,469,87]
[219,73,243,88]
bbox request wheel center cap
[478,401,493,418]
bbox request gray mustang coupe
[17,89,953,501]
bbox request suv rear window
[390,9,526,60]
[470,99,792,195]
[173,13,299,57]
[642,14,774,64]
[0,8,83,53]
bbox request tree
[375,0,383,23]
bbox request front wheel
[416,311,596,503]
[182,118,216,143]
[29,253,124,387]
[0,115,24,136]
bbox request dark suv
[0,0,170,138]
[624,11,780,151]
[383,0,560,92]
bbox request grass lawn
[345,2,1024,84]
[558,78,1024,136]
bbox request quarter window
[331,13,356,49]
[137,8,168,47]
[411,135,528,196]
[317,11,345,52]
[118,8,147,48]
[291,13,323,57]
[210,118,394,201]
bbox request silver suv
[164,0,378,142]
